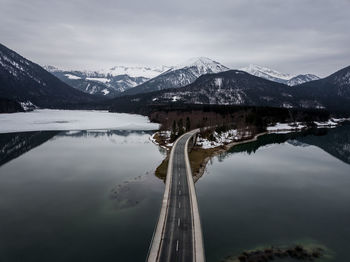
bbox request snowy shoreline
[149,118,349,150]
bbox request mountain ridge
[0,43,98,108]
[44,65,170,97]
[241,64,320,86]
[121,57,230,96]
[109,66,350,113]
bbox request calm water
[0,130,165,262]
[197,124,350,261]
[1,125,350,262]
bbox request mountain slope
[0,98,24,113]
[0,43,98,108]
[155,70,300,107]
[296,65,350,111]
[241,64,319,86]
[122,57,230,96]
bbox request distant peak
[177,57,217,67]
[174,57,230,73]
[43,65,61,72]
[104,65,171,78]
[241,64,292,80]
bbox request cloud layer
[1,0,349,76]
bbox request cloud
[0,0,349,76]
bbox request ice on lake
[0,109,159,133]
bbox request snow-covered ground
[150,131,173,150]
[197,130,239,149]
[0,109,159,133]
[149,119,350,150]
[267,119,347,133]
[196,119,349,149]
[267,122,307,133]
[64,73,81,80]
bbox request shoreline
[191,132,267,182]
[151,119,349,183]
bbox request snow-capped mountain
[171,57,229,75]
[44,65,170,97]
[155,70,299,107]
[287,74,320,86]
[110,65,350,113]
[100,65,172,78]
[122,57,230,96]
[110,70,301,112]
[0,43,96,108]
[241,64,319,86]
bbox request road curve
[147,130,205,262]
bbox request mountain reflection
[1,124,349,169]
[0,131,58,167]
[297,123,350,165]
[58,130,153,138]
[0,130,155,168]
[223,122,350,165]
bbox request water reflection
[297,123,350,165]
[60,129,153,138]
[224,123,350,165]
[0,131,58,166]
[197,123,350,262]
[0,130,167,168]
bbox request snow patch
[197,130,239,149]
[214,78,223,88]
[64,73,81,80]
[267,122,307,133]
[86,77,110,83]
[172,96,180,102]
[101,65,171,78]
[19,101,37,111]
[101,89,110,95]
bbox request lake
[196,123,350,262]
[0,130,165,262]
[0,114,349,261]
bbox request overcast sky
[1,0,349,76]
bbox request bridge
[147,130,205,262]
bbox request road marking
[176,240,179,252]
[179,202,181,208]
[179,181,180,185]
[178,218,180,227]
[179,190,181,195]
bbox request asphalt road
[158,133,195,262]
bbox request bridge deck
[147,131,204,262]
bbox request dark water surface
[1,125,350,262]
[196,124,350,262]
[0,130,165,262]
